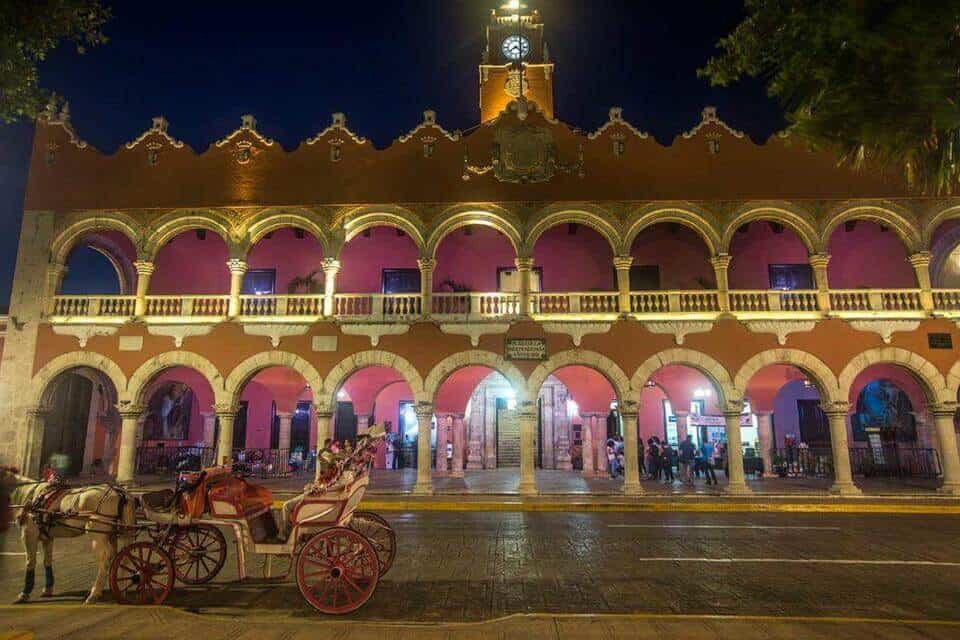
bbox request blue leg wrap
[22,568,35,595]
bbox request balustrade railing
[830,289,924,313]
[52,295,136,317]
[239,294,324,317]
[432,292,522,318]
[933,289,960,311]
[145,295,229,317]
[334,293,421,320]
[232,448,313,478]
[729,290,819,313]
[530,291,620,315]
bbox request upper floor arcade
[42,198,960,330]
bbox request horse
[8,472,137,604]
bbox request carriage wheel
[169,525,227,585]
[348,511,396,576]
[110,542,175,605]
[296,527,379,615]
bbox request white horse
[9,473,137,604]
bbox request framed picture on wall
[143,382,194,441]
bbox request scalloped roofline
[124,116,185,149]
[39,102,88,149]
[587,107,650,140]
[305,112,368,145]
[214,115,275,148]
[397,110,461,143]
[681,106,745,139]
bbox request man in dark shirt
[678,435,696,485]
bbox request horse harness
[24,482,130,539]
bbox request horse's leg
[85,534,111,605]
[16,522,39,604]
[40,537,54,597]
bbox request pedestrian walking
[678,435,696,485]
[660,442,675,483]
[700,440,717,485]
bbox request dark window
[233,402,248,450]
[291,401,312,452]
[242,269,276,295]
[768,264,814,290]
[269,401,279,449]
[382,268,420,294]
[796,399,830,446]
[625,265,661,291]
[334,401,358,443]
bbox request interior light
[566,399,579,418]
[337,389,347,399]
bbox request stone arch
[126,351,226,406]
[734,349,840,405]
[922,203,960,249]
[524,207,621,257]
[49,213,143,265]
[339,207,426,254]
[426,208,523,258]
[623,206,721,256]
[31,351,128,407]
[838,347,949,406]
[721,204,821,254]
[143,211,237,260]
[526,349,631,406]
[322,350,426,411]
[945,360,960,402]
[224,351,324,409]
[243,209,332,256]
[424,350,528,404]
[820,204,922,255]
[630,349,738,408]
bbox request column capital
[414,403,435,420]
[808,253,831,269]
[908,251,932,268]
[514,257,535,271]
[721,409,742,420]
[226,258,248,275]
[709,254,732,270]
[133,260,155,276]
[824,401,851,417]
[276,412,295,420]
[930,402,958,418]
[416,257,437,272]
[116,404,145,420]
[613,255,634,270]
[321,257,341,273]
[619,410,638,421]
[314,408,334,420]
[213,402,237,418]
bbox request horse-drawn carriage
[110,425,395,614]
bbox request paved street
[1,510,959,638]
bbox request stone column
[709,254,732,313]
[825,404,861,495]
[314,409,334,481]
[277,412,293,452]
[621,409,642,495]
[21,407,50,477]
[215,405,237,465]
[201,412,217,447]
[133,260,154,317]
[321,258,341,317]
[42,262,68,315]
[435,414,450,476]
[116,406,144,485]
[613,255,634,314]
[581,416,594,478]
[226,258,247,318]
[413,403,434,495]
[909,251,934,311]
[518,403,538,495]
[594,415,608,475]
[484,394,497,468]
[932,404,960,494]
[515,257,534,316]
[809,253,831,312]
[452,415,465,478]
[755,411,775,478]
[82,384,101,472]
[417,257,435,317]
[723,408,751,494]
[541,388,555,469]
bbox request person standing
[660,442,675,484]
[638,436,646,477]
[678,435,696,485]
[700,439,717,485]
[647,437,660,481]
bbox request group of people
[640,435,726,486]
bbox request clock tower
[479,2,555,123]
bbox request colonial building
[5,3,960,497]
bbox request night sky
[0,1,783,311]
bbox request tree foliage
[701,1,960,194]
[0,0,110,123]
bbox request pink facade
[247,228,325,294]
[434,227,516,292]
[338,227,419,293]
[630,224,715,290]
[728,223,809,289]
[534,224,614,292]
[151,231,230,294]
[827,221,916,289]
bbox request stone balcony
[46,287,960,326]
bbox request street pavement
[1,511,959,638]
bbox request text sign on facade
[505,338,547,361]
[928,333,953,350]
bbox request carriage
[110,426,395,615]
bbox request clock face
[501,35,530,61]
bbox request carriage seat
[140,489,177,512]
